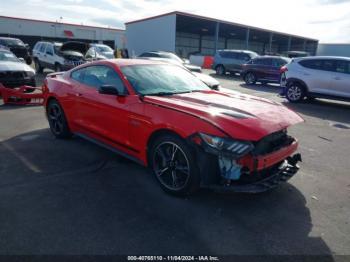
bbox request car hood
[143,90,303,141]
[100,51,114,59]
[184,63,202,72]
[60,41,89,54]
[0,61,34,72]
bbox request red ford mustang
[43,59,303,195]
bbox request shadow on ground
[282,100,350,125]
[0,129,333,257]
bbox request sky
[0,0,350,43]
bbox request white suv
[280,56,350,102]
[32,41,86,72]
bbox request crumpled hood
[0,61,34,72]
[60,41,89,54]
[144,90,304,141]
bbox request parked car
[280,56,350,102]
[138,56,220,89]
[43,59,303,195]
[139,51,202,72]
[212,50,258,75]
[32,41,88,73]
[88,44,115,59]
[0,48,36,88]
[241,56,291,85]
[0,37,32,65]
[286,51,309,58]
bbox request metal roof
[0,15,125,32]
[126,11,318,41]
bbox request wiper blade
[144,92,176,96]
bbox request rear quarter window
[298,59,323,70]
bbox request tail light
[280,66,288,73]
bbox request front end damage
[190,130,302,193]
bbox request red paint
[64,30,74,37]
[203,56,214,69]
[43,59,303,167]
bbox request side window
[272,58,286,67]
[322,60,336,72]
[254,58,271,66]
[71,68,86,83]
[33,43,41,51]
[39,43,46,53]
[72,65,126,93]
[46,45,54,55]
[299,59,323,70]
[334,60,350,74]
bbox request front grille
[0,71,26,79]
[253,130,294,155]
[0,71,33,88]
[73,61,86,67]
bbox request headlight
[26,71,35,77]
[198,133,254,158]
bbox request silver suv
[212,50,258,75]
[281,56,350,102]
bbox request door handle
[334,77,341,80]
[303,73,310,76]
[75,93,83,97]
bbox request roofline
[0,15,125,32]
[318,43,350,45]
[126,11,318,41]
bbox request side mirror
[98,85,125,96]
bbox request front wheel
[286,83,305,103]
[244,72,256,85]
[47,100,72,139]
[150,135,200,196]
[215,65,226,76]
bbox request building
[126,11,318,58]
[0,15,126,49]
[317,43,350,57]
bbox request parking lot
[0,70,349,256]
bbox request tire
[25,56,32,65]
[215,65,226,76]
[55,63,62,72]
[150,134,200,196]
[47,99,72,139]
[34,59,43,73]
[286,82,305,103]
[244,72,256,85]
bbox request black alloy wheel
[47,100,72,138]
[151,135,200,196]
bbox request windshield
[0,50,19,62]
[0,38,25,46]
[96,45,113,52]
[121,64,210,95]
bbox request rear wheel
[215,65,226,76]
[150,135,200,196]
[34,59,43,73]
[286,82,305,103]
[244,72,256,85]
[47,99,72,139]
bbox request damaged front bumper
[206,154,301,194]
